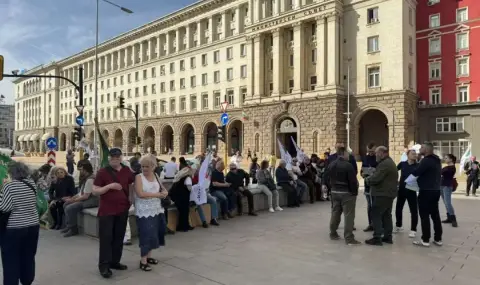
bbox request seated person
[256,160,282,213]
[276,160,299,207]
[226,163,257,216]
[62,162,99,237]
[298,158,317,204]
[210,161,235,220]
[49,167,76,230]
[193,164,220,227]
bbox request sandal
[139,262,152,271]
[146,258,158,265]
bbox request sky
[0,0,198,105]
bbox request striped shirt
[0,179,39,229]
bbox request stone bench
[79,183,311,238]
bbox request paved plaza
[3,194,479,285]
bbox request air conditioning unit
[418,100,427,106]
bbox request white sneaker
[408,231,416,238]
[275,206,283,211]
[393,227,404,233]
[269,207,275,213]
[413,240,430,247]
[433,240,443,246]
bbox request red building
[416,0,480,158]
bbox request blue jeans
[365,192,373,225]
[441,186,455,215]
[197,194,219,222]
[295,179,308,202]
[211,190,230,215]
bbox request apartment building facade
[417,0,480,158]
[14,0,417,159]
[0,104,14,148]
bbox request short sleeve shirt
[210,170,225,192]
[94,166,134,216]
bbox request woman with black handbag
[0,161,39,285]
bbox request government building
[13,0,418,160]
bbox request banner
[290,137,308,163]
[277,139,292,165]
[190,152,212,205]
[459,143,471,174]
[94,118,110,168]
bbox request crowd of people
[0,141,478,284]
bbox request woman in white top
[134,154,169,272]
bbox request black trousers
[395,188,418,231]
[235,188,254,213]
[67,162,74,175]
[371,196,394,240]
[98,211,129,270]
[278,183,299,207]
[466,176,478,195]
[418,190,443,243]
[1,225,39,285]
[172,195,191,231]
[50,200,65,227]
[300,178,315,203]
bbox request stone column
[255,0,262,23]
[280,0,287,13]
[147,39,152,61]
[175,29,181,52]
[272,28,284,95]
[274,0,281,15]
[138,43,143,63]
[197,21,203,45]
[316,16,326,86]
[248,0,254,24]
[185,24,191,49]
[124,47,128,66]
[165,33,170,55]
[327,13,340,86]
[116,51,121,70]
[253,34,265,97]
[157,36,161,57]
[293,21,305,92]
[246,36,255,100]
[208,17,214,43]
[222,12,228,39]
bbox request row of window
[429,85,471,105]
[428,56,469,82]
[429,7,468,29]
[428,32,469,55]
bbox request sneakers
[408,231,417,238]
[210,219,220,226]
[269,207,275,213]
[365,238,383,246]
[275,206,283,211]
[413,240,430,247]
[433,240,443,246]
[202,221,209,228]
[393,226,404,233]
[330,233,341,240]
[347,239,362,246]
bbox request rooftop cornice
[56,0,240,68]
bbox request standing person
[327,143,358,174]
[194,163,220,227]
[169,157,195,232]
[364,146,398,246]
[276,160,300,208]
[230,151,243,168]
[324,147,361,245]
[77,153,90,170]
[34,164,52,201]
[360,143,378,232]
[92,148,135,279]
[256,160,282,213]
[66,149,75,175]
[441,154,458,227]
[246,148,252,161]
[394,150,419,238]
[268,152,277,177]
[464,156,479,197]
[134,154,168,271]
[411,142,443,247]
[0,161,40,285]
[163,157,178,180]
[226,163,257,216]
[249,157,260,184]
[62,162,98,237]
[48,167,76,230]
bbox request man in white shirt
[164,157,178,179]
[230,151,243,168]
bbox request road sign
[220,101,229,113]
[47,150,56,166]
[75,105,84,114]
[45,137,57,150]
[76,115,84,126]
[220,113,229,126]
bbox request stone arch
[227,119,243,155]
[143,125,155,153]
[270,113,301,158]
[353,105,391,157]
[59,133,66,151]
[113,128,123,148]
[126,127,137,153]
[160,124,174,154]
[179,123,195,155]
[202,121,218,152]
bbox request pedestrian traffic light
[0,55,4,82]
[217,125,226,143]
[74,126,83,142]
[118,96,125,108]
[136,136,141,145]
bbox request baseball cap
[109,148,122,157]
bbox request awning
[23,134,31,141]
[41,133,52,140]
[30,134,40,141]
[17,135,25,142]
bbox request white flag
[277,139,293,166]
[190,152,212,205]
[290,137,308,163]
[459,144,471,174]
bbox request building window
[254,133,260,152]
[456,33,469,50]
[458,86,469,103]
[457,8,468,23]
[240,65,247,78]
[310,76,317,91]
[190,95,197,111]
[214,50,220,63]
[289,79,294,93]
[429,14,440,28]
[312,48,317,64]
[143,86,147,96]
[429,38,441,55]
[202,93,209,110]
[226,47,233,60]
[367,66,381,88]
[202,73,208,85]
[135,72,139,81]
[160,82,165,93]
[191,76,196,87]
[170,62,175,74]
[367,36,380,53]
[180,60,185,71]
[170,99,176,113]
[240,44,246,57]
[269,82,273,94]
[289,54,294,67]
[432,140,469,160]
[180,97,186,112]
[214,92,221,108]
[408,65,413,89]
[202,54,208,66]
[170,80,175,91]
[457,58,469,77]
[436,117,464,133]
[408,36,413,54]
[227,68,233,81]
[190,57,196,69]
[227,90,234,107]
[151,67,156,78]
[135,88,139,97]
[367,7,379,24]
[180,78,185,89]
[143,102,148,116]
[151,100,157,114]
[241,87,247,105]
[429,61,441,80]
[409,7,413,26]
[213,71,220,83]
[160,100,166,114]
[143,69,147,79]
[430,88,441,105]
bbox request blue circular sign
[45,137,58,150]
[75,115,84,126]
[220,113,229,126]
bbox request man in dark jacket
[411,142,443,247]
[327,143,358,174]
[464,156,479,196]
[324,147,361,245]
[365,146,398,246]
[226,163,257,216]
[275,160,300,207]
[361,143,378,232]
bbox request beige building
[13,0,418,159]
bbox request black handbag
[154,174,172,208]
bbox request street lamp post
[93,0,133,152]
[345,57,352,151]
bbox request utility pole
[344,57,352,152]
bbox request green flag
[94,118,110,168]
[0,153,12,188]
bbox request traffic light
[136,136,141,145]
[217,125,226,143]
[0,55,4,81]
[118,96,125,108]
[74,126,83,142]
